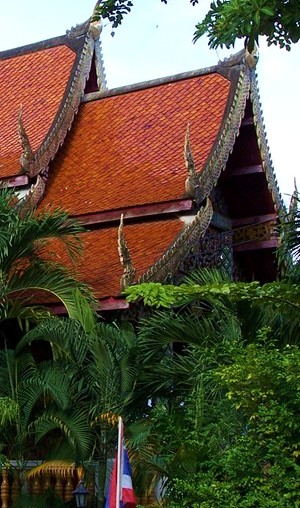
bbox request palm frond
[183,267,231,286]
[19,364,73,429]
[137,308,241,362]
[33,408,92,461]
[16,317,90,363]
[25,460,83,479]
[7,260,96,329]
[0,204,84,272]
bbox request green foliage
[0,188,96,332]
[93,0,134,32]
[194,0,300,51]
[126,267,300,506]
[156,339,300,507]
[93,0,300,50]
[278,188,300,272]
[124,281,178,307]
[0,342,93,463]
[12,316,140,469]
[94,0,199,32]
[124,278,300,318]
[0,397,19,426]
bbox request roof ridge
[82,64,223,102]
[0,17,93,60]
[0,35,74,60]
[82,48,256,103]
[218,47,258,69]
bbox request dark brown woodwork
[220,172,276,218]
[241,117,254,126]
[75,199,193,226]
[224,165,263,177]
[47,297,130,314]
[84,53,99,94]
[233,239,278,252]
[232,213,277,227]
[1,175,29,188]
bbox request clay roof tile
[42,72,231,215]
[0,44,76,178]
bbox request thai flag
[105,419,137,508]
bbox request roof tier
[44,218,185,300]
[0,18,105,182]
[0,43,77,178]
[42,72,231,215]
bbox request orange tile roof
[42,73,230,215]
[0,45,76,178]
[45,218,184,300]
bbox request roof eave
[196,62,251,201]
[250,71,284,212]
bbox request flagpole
[116,416,123,508]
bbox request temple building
[0,14,283,314]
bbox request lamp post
[73,480,89,508]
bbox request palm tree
[0,340,93,508]
[17,317,140,507]
[0,188,95,334]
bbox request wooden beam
[232,213,277,227]
[234,239,278,252]
[1,175,29,188]
[75,199,193,226]
[45,297,129,314]
[241,117,254,126]
[98,298,130,311]
[225,165,263,177]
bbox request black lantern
[73,480,89,508]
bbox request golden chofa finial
[118,214,136,291]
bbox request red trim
[46,303,68,315]
[46,297,129,315]
[241,117,254,126]
[234,239,279,252]
[99,298,130,311]
[232,213,277,227]
[75,199,193,226]
[226,165,263,177]
[1,175,29,188]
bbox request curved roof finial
[184,123,196,177]
[18,105,34,175]
[118,214,136,291]
[184,123,200,200]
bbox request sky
[1,0,299,202]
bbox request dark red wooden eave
[232,213,277,227]
[225,165,263,177]
[74,199,194,226]
[1,175,29,188]
[233,239,279,252]
[46,296,130,315]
